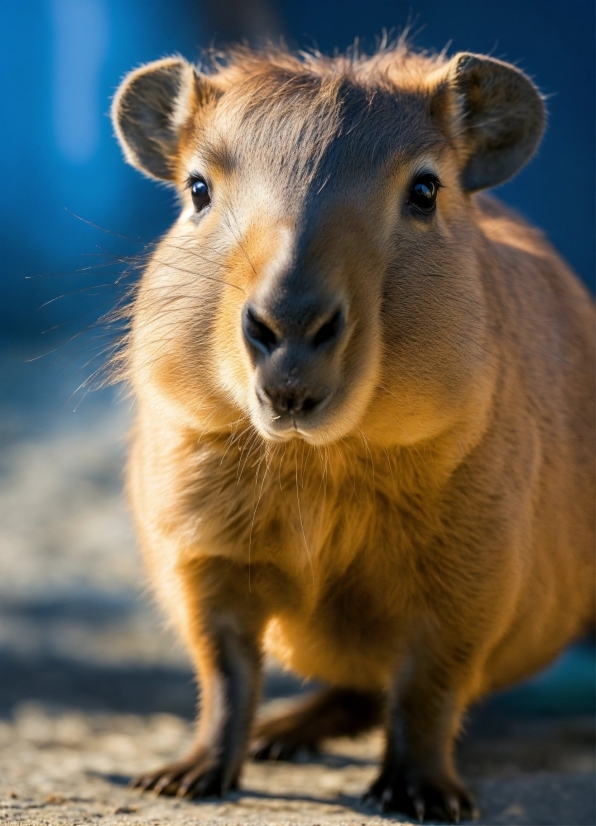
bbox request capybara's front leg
[364,647,477,823]
[131,557,265,798]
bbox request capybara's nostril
[243,305,277,354]
[299,395,320,413]
[312,307,344,350]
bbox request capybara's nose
[243,300,343,420]
[242,303,345,357]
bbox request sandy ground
[0,703,594,826]
[0,348,594,825]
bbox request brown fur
[112,42,595,821]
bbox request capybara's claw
[130,752,231,799]
[363,768,476,823]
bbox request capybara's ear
[112,57,218,181]
[429,53,545,192]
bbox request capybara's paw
[251,736,319,761]
[250,717,319,761]
[130,750,237,798]
[362,767,476,823]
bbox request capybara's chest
[240,464,440,685]
[259,543,421,687]
[178,436,439,554]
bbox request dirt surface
[0,348,594,826]
[0,701,593,826]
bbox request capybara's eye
[408,174,441,214]
[189,177,211,212]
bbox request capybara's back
[447,194,594,692]
[110,42,595,821]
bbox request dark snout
[242,294,346,425]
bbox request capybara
[111,41,595,822]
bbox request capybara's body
[112,43,595,821]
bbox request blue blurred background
[0,0,593,346]
[0,0,593,750]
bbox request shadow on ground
[0,650,306,719]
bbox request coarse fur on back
[111,39,595,822]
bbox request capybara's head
[113,45,544,446]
